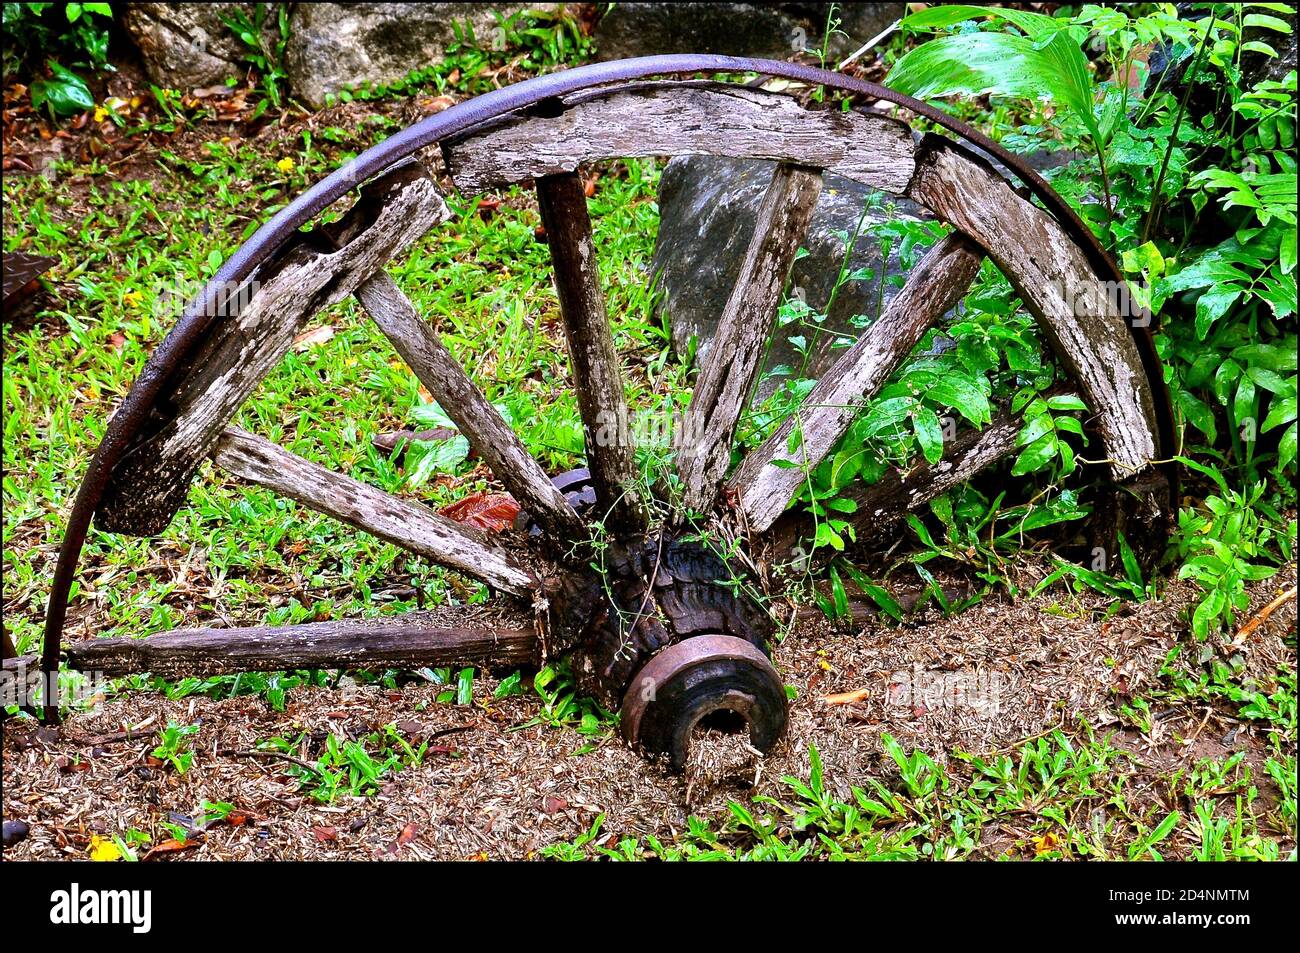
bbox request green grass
[546,725,1294,861]
[3,4,1295,862]
[2,124,668,659]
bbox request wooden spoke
[907,136,1158,478]
[731,233,985,532]
[65,610,540,677]
[443,82,915,196]
[536,171,645,532]
[354,271,586,543]
[97,162,448,536]
[677,162,823,513]
[839,393,1078,536]
[211,427,537,595]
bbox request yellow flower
[89,835,122,862]
[276,156,296,173]
[123,289,143,308]
[1032,832,1061,856]
[93,105,109,122]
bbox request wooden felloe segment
[730,233,985,531]
[65,613,540,677]
[443,82,916,196]
[96,164,449,537]
[211,427,538,595]
[907,137,1159,479]
[842,394,1078,537]
[678,162,823,512]
[536,172,645,532]
[355,272,586,544]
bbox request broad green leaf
[1011,433,1058,475]
[913,405,944,464]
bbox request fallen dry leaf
[292,324,335,351]
[542,795,568,815]
[380,821,420,855]
[142,838,199,861]
[823,688,871,706]
[439,492,521,533]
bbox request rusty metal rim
[618,633,779,746]
[40,54,1175,718]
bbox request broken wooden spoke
[536,171,645,533]
[841,394,1078,537]
[96,163,448,537]
[211,427,537,595]
[678,162,823,513]
[731,232,985,532]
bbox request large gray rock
[595,2,904,62]
[122,2,258,91]
[653,155,928,396]
[285,3,544,108]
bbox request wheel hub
[620,634,787,771]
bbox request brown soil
[4,564,1294,861]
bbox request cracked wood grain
[65,613,540,677]
[211,426,537,595]
[443,81,915,195]
[536,171,645,533]
[678,162,823,513]
[97,163,447,536]
[907,137,1158,479]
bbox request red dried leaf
[313,826,338,843]
[438,492,520,533]
[542,795,568,815]
[141,838,199,861]
[380,821,421,855]
[396,822,419,845]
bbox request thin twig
[1141,13,1216,245]
[216,747,322,774]
[1232,586,1298,646]
[837,18,901,71]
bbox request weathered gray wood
[842,393,1078,536]
[907,137,1158,479]
[355,271,586,543]
[536,172,645,532]
[65,612,540,677]
[678,162,823,513]
[443,81,916,195]
[2,655,37,673]
[96,163,449,536]
[211,427,537,595]
[731,233,985,531]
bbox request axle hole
[696,707,748,735]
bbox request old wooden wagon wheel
[36,56,1174,771]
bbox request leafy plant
[151,721,199,774]
[220,3,291,115]
[881,1,1297,630]
[3,2,114,76]
[29,58,94,117]
[1171,458,1289,637]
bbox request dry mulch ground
[4,565,1294,861]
